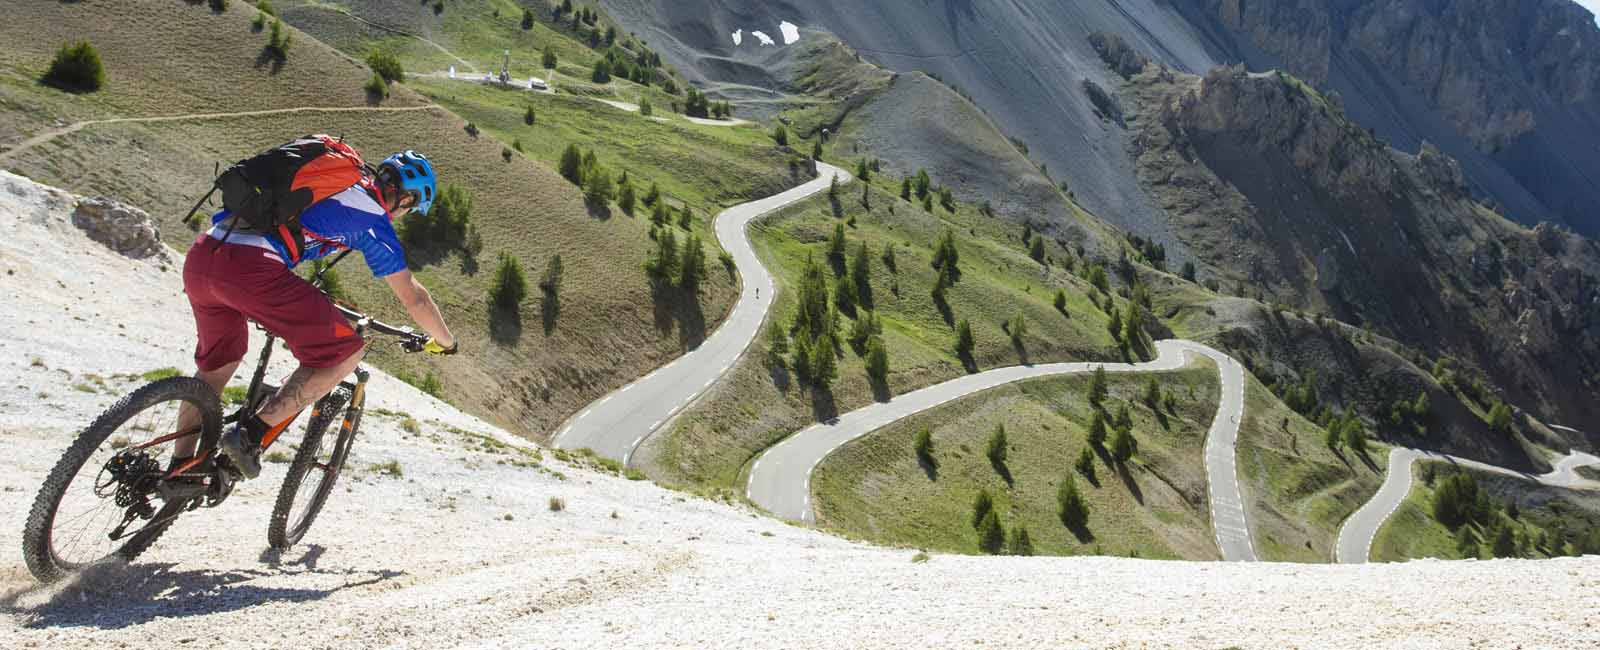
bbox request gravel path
[5,173,1600,649]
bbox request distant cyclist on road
[174,138,459,480]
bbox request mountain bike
[22,255,431,583]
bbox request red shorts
[183,235,364,371]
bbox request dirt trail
[0,105,445,163]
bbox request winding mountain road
[552,162,851,463]
[1335,445,1600,564]
[745,339,1260,562]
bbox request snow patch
[780,21,800,45]
[752,30,775,46]
[732,29,742,46]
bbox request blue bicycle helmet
[378,150,437,216]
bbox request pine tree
[677,205,692,230]
[766,318,789,365]
[559,144,584,185]
[650,200,669,228]
[522,8,535,29]
[1054,289,1068,315]
[792,335,813,380]
[793,254,832,341]
[900,177,911,201]
[1009,313,1026,348]
[881,243,897,273]
[1030,236,1046,263]
[489,253,528,312]
[772,124,789,146]
[828,222,848,265]
[1492,524,1516,558]
[854,158,870,182]
[954,318,975,358]
[1088,366,1109,407]
[1058,474,1089,529]
[865,336,889,384]
[1087,410,1108,447]
[1009,526,1035,556]
[644,182,661,206]
[1107,306,1123,339]
[977,509,1006,555]
[1110,426,1136,463]
[986,423,1008,467]
[828,174,839,198]
[679,233,706,291]
[1143,377,1161,408]
[1075,446,1096,481]
[834,271,856,316]
[914,427,934,466]
[591,59,611,83]
[1487,401,1513,436]
[583,165,613,204]
[1454,525,1478,558]
[914,168,931,198]
[851,241,871,303]
[810,336,837,388]
[618,181,636,215]
[812,139,823,160]
[1342,417,1367,454]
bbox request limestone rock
[71,197,163,259]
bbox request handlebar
[332,302,430,353]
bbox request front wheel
[22,378,222,583]
[267,386,355,550]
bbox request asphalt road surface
[552,162,851,463]
[745,339,1259,562]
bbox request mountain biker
[174,150,458,480]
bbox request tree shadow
[457,250,480,276]
[1081,468,1102,489]
[1063,520,1094,543]
[254,48,286,75]
[917,452,939,481]
[809,384,839,423]
[1012,339,1031,366]
[650,283,708,350]
[990,456,1014,487]
[1354,448,1380,472]
[933,293,954,326]
[1,560,403,630]
[488,304,523,345]
[1115,462,1145,505]
[768,362,792,395]
[868,374,891,403]
[540,288,560,335]
[585,198,613,220]
[957,349,978,374]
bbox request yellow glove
[423,338,459,355]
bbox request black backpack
[185,134,381,264]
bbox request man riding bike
[175,148,458,480]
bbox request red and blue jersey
[209,185,408,278]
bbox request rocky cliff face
[1129,60,1600,429]
[1206,0,1600,153]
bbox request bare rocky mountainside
[601,0,1600,237]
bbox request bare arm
[385,270,455,348]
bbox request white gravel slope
[3,171,1600,649]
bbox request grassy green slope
[1235,373,1387,562]
[635,168,1136,489]
[812,361,1221,559]
[410,77,801,211]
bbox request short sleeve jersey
[211,185,408,277]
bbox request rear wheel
[22,378,222,583]
[267,386,355,550]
